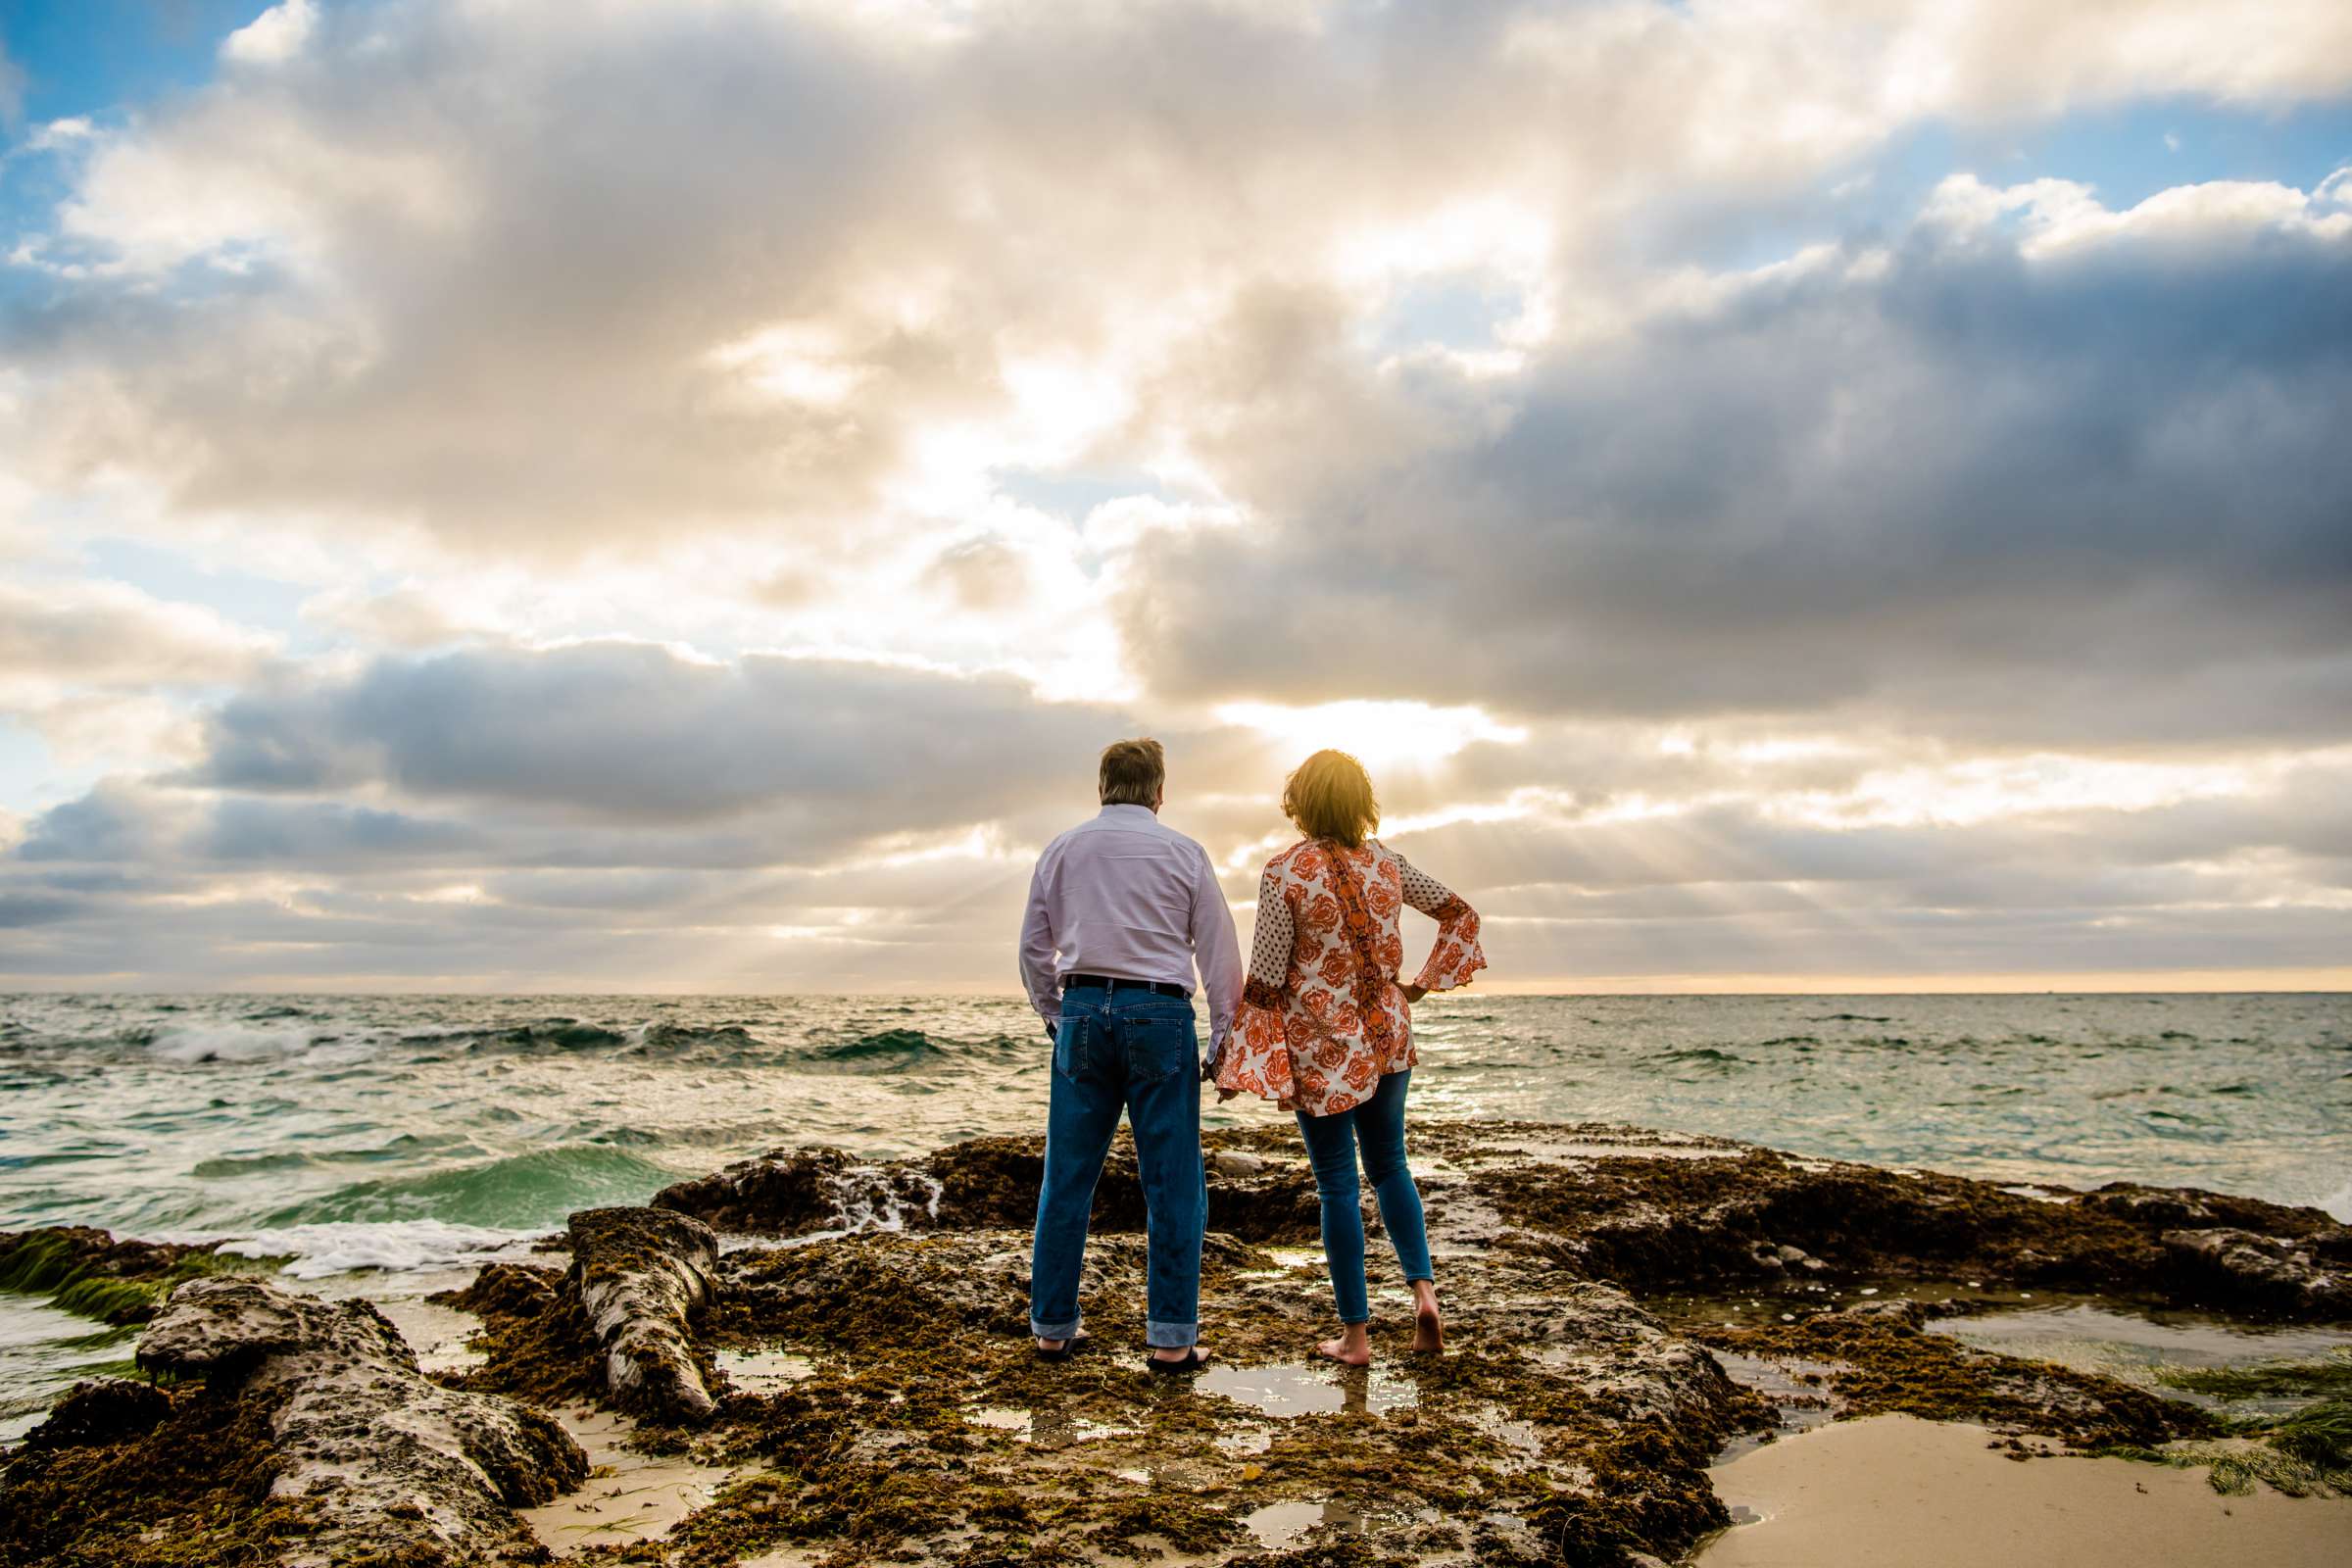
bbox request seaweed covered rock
[648,1146,866,1234]
[1456,1131,2352,1318]
[435,1258,562,1320]
[76,1275,589,1566]
[1688,1309,2224,1451]
[2161,1227,2350,1317]
[678,1224,1764,1568]
[655,1130,1326,1244]
[12,1378,170,1454]
[567,1205,722,1423]
[0,1226,231,1325]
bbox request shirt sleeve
[1017,850,1060,1023]
[1189,847,1244,1063]
[1243,866,1291,1008]
[1395,851,1487,993]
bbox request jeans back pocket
[1118,1010,1197,1085]
[1052,1010,1094,1082]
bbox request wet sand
[514,1403,740,1556]
[1697,1414,2352,1568]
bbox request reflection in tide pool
[1929,1300,2352,1415]
[1199,1359,1419,1418]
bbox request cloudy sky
[2,0,2348,993]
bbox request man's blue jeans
[1029,983,1204,1349]
[1296,1067,1433,1325]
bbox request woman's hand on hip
[1400,982,1429,1004]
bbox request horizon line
[3,977,2347,1000]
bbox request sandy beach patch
[1697,1413,2352,1568]
[515,1404,742,1556]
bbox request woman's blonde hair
[1283,750,1379,849]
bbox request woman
[1215,750,1486,1364]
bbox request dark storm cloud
[194,798,487,861]
[14,782,169,862]
[177,641,1134,836]
[1120,218,2352,747]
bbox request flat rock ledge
[566,1205,723,1423]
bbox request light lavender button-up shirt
[1018,804,1242,1058]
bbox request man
[1019,737,1241,1372]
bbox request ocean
[3,991,2345,1271]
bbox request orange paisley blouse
[1213,838,1486,1117]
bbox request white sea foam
[211,1220,544,1279]
[143,1021,329,1064]
[2322,1179,2352,1224]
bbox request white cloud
[0,577,275,691]
[221,1,320,67]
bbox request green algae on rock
[0,1229,266,1328]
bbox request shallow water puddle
[713,1345,816,1393]
[1233,1245,1330,1281]
[517,1404,743,1555]
[1703,1350,1838,1462]
[1114,1456,1215,1489]
[1469,1403,1547,1467]
[1244,1498,1344,1548]
[966,1404,1135,1447]
[1241,1498,1431,1551]
[1928,1301,2352,1414]
[1995,1183,2074,1202]
[1200,1360,1418,1418]
[372,1296,487,1375]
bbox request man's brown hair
[1099,738,1166,807]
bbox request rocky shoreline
[2,1121,2347,1566]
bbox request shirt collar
[1098,803,1158,820]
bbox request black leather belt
[1062,973,1190,999]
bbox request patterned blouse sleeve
[1395,852,1487,993]
[1242,866,1291,1010]
[1216,865,1298,1105]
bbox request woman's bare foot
[1317,1325,1373,1366]
[1410,1280,1445,1353]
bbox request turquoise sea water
[1,992,2344,1275]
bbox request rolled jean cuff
[1145,1318,1198,1349]
[1030,1314,1083,1341]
